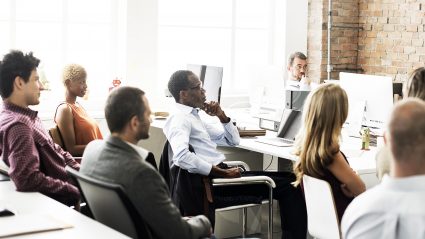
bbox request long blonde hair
[293,83,348,186]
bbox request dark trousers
[212,171,307,239]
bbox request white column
[126,0,159,106]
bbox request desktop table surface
[152,116,378,175]
[0,181,129,239]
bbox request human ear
[13,76,25,90]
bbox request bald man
[342,98,425,239]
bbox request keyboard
[255,137,294,147]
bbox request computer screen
[340,72,393,129]
[187,64,223,103]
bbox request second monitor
[187,64,223,103]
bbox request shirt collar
[2,101,38,119]
[124,141,149,160]
[174,102,198,115]
[381,174,425,191]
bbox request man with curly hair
[0,50,80,206]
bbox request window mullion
[230,0,236,91]
[10,0,16,49]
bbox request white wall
[283,0,308,67]
[124,0,308,110]
[125,0,162,109]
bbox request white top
[341,174,425,239]
[163,103,240,175]
[286,76,318,91]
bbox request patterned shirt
[0,102,80,205]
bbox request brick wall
[308,0,425,82]
[358,0,425,82]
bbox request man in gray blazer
[80,86,211,239]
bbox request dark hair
[0,50,40,99]
[105,86,146,133]
[168,70,193,102]
[405,67,425,100]
[287,52,307,67]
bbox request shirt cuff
[223,119,236,129]
[197,161,213,176]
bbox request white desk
[239,136,379,188]
[239,136,377,175]
[149,116,379,188]
[0,181,129,239]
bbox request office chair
[66,167,152,239]
[159,141,276,239]
[48,125,66,150]
[303,175,340,239]
[48,126,82,163]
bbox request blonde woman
[293,83,366,221]
[54,64,103,157]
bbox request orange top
[65,103,103,145]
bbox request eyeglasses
[295,65,308,71]
[186,84,204,91]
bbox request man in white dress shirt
[164,70,308,239]
[286,52,311,90]
[342,98,425,239]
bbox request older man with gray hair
[342,98,425,239]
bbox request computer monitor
[340,72,393,129]
[187,64,223,103]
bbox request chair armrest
[73,157,82,164]
[224,161,250,171]
[212,176,276,188]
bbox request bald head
[388,99,425,170]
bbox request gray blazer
[80,136,211,239]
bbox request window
[1,0,126,115]
[158,0,285,95]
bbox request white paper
[0,214,73,238]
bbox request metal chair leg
[268,186,273,239]
[242,207,247,237]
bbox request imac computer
[187,64,223,103]
[340,72,393,130]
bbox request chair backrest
[48,125,66,150]
[66,167,152,239]
[303,175,341,239]
[159,141,195,188]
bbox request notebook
[256,109,302,147]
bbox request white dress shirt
[342,174,425,239]
[163,103,240,176]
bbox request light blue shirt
[342,175,425,239]
[163,103,240,175]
